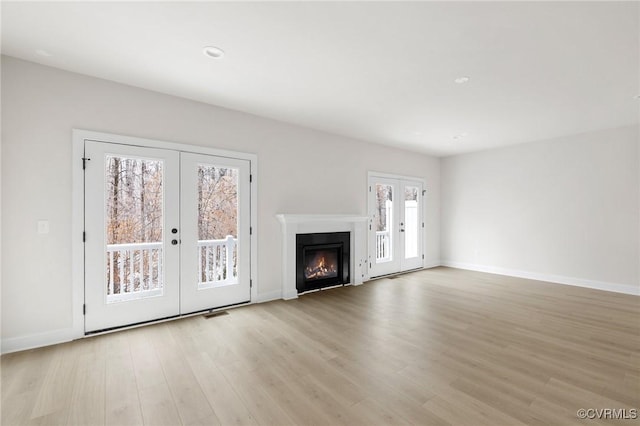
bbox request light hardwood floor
[2,267,639,426]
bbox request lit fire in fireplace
[305,251,338,280]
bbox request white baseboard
[255,289,283,303]
[282,290,299,300]
[441,261,639,296]
[2,291,283,354]
[363,261,442,281]
[1,327,76,355]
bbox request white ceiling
[2,1,639,156]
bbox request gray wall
[1,56,441,344]
[441,125,639,293]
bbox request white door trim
[367,170,427,185]
[71,129,258,339]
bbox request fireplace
[296,232,350,293]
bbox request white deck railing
[106,242,163,303]
[198,235,238,288]
[106,236,237,303]
[376,231,391,262]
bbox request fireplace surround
[296,232,350,293]
[276,214,368,299]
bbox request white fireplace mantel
[276,214,369,299]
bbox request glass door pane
[197,164,239,289]
[105,156,165,303]
[375,183,394,263]
[404,186,419,259]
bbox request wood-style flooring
[2,267,639,425]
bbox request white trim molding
[255,289,283,304]
[1,328,76,354]
[276,214,369,300]
[367,170,427,184]
[441,261,640,296]
[423,261,441,270]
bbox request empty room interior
[1,1,639,426]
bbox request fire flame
[305,255,337,280]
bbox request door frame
[71,129,258,339]
[366,171,426,280]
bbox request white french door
[84,141,251,333]
[180,153,251,314]
[368,175,424,278]
[85,142,180,331]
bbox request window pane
[404,186,419,259]
[197,165,239,288]
[375,184,393,263]
[105,156,164,303]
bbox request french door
[368,175,424,278]
[180,153,250,314]
[84,141,251,332]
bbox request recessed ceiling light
[203,46,225,59]
[454,76,470,84]
[35,49,52,57]
[453,132,469,140]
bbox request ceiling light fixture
[454,76,470,84]
[203,46,225,59]
[453,132,469,140]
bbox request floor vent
[202,310,229,319]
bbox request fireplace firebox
[296,232,350,293]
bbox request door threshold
[368,268,423,281]
[84,300,251,336]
